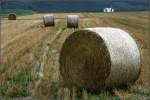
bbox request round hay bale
[43,14,55,27]
[59,27,141,92]
[8,13,16,20]
[67,15,79,28]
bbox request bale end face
[59,30,111,91]
[8,13,16,20]
[67,15,79,28]
[43,15,55,27]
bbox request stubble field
[0,12,149,100]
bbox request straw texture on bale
[59,27,141,92]
[8,13,16,20]
[67,15,79,28]
[43,15,55,27]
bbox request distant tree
[0,0,5,9]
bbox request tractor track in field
[33,28,66,96]
[38,28,66,78]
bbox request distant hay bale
[43,14,55,27]
[59,27,141,92]
[67,15,79,28]
[8,13,16,20]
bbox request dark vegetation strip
[0,9,36,17]
[112,18,148,33]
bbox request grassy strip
[112,18,147,33]
[0,64,38,98]
[0,9,36,17]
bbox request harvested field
[0,12,149,100]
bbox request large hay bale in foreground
[43,14,55,27]
[8,13,16,20]
[59,27,141,92]
[67,15,79,28]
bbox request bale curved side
[67,15,79,28]
[8,13,16,20]
[86,28,141,88]
[59,27,141,92]
[43,15,55,27]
